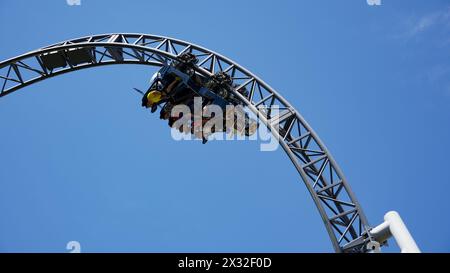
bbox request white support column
[370,211,421,253]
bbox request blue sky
[0,0,449,252]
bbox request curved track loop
[0,33,373,252]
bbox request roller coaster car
[141,53,258,141]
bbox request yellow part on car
[146,90,162,106]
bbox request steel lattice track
[0,33,374,252]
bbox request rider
[142,53,199,113]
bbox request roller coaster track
[0,33,376,252]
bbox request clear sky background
[0,0,449,253]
